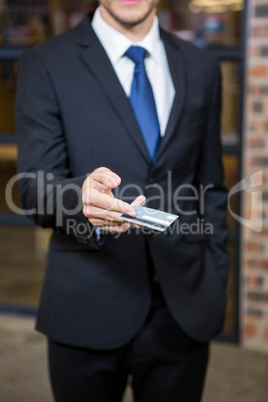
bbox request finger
[89,216,140,230]
[89,193,136,217]
[83,186,114,205]
[87,210,125,224]
[131,195,146,207]
[91,167,121,189]
[88,218,125,227]
[127,196,146,229]
[130,223,142,229]
[101,223,130,233]
[83,196,145,225]
[83,204,117,219]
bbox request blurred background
[0,0,267,401]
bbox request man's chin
[105,8,154,28]
[114,16,149,27]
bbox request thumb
[129,195,146,229]
[131,195,146,207]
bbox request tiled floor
[0,313,268,402]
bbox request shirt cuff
[93,226,106,246]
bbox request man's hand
[82,167,146,233]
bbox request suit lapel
[73,14,151,165]
[156,29,185,162]
[73,14,186,166]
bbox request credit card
[119,206,179,232]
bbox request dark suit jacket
[16,12,229,350]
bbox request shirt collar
[92,7,162,65]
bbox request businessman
[16,0,229,401]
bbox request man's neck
[100,6,156,42]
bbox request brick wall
[241,0,268,352]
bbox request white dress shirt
[92,7,175,137]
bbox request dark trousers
[48,306,209,402]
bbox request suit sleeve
[196,57,230,287]
[15,49,100,250]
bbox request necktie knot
[125,46,147,66]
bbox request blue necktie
[125,46,161,163]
